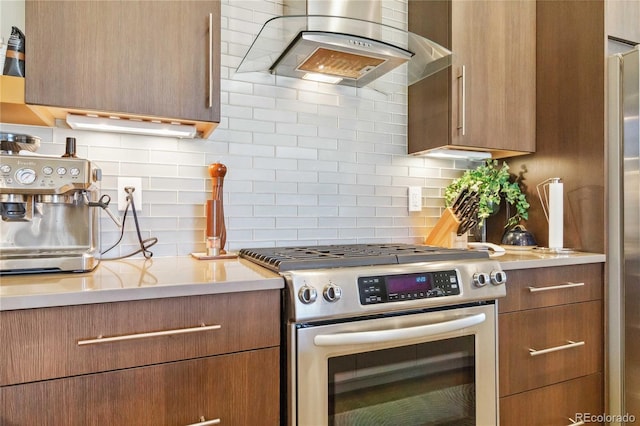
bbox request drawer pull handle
[77,324,221,346]
[528,282,585,293]
[186,417,221,426]
[567,418,585,426]
[529,340,585,356]
[457,65,466,136]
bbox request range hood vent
[236,1,452,88]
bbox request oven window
[328,335,475,426]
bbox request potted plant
[444,159,530,229]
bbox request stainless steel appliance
[0,136,101,274]
[236,0,452,88]
[239,244,506,426]
[608,44,640,422]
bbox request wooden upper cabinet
[607,0,640,44]
[408,0,535,157]
[24,1,220,134]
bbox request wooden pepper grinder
[207,163,227,255]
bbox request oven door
[291,303,498,426]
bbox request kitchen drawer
[0,290,280,386]
[500,373,603,425]
[499,264,603,313]
[499,300,603,396]
[1,347,280,426]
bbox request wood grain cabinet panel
[25,0,220,127]
[499,263,603,313]
[0,290,281,425]
[500,374,604,426]
[499,300,603,396]
[498,264,604,424]
[0,348,280,426]
[408,0,536,156]
[0,290,280,386]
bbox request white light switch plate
[117,177,142,211]
[408,186,422,212]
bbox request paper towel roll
[548,179,563,249]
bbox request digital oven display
[386,273,432,293]
[358,270,460,305]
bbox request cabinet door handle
[567,418,585,426]
[208,12,214,108]
[457,65,466,136]
[77,324,221,346]
[528,340,585,356]
[186,417,221,426]
[528,282,585,293]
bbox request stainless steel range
[239,243,506,426]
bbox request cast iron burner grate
[238,243,487,272]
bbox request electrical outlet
[408,186,422,212]
[117,177,142,211]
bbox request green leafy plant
[444,159,530,229]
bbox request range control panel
[358,270,460,305]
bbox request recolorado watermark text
[574,413,636,423]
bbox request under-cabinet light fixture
[301,72,343,84]
[66,114,198,139]
[421,149,492,161]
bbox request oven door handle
[313,313,486,346]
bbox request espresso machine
[0,133,102,274]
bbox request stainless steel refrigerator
[608,44,640,423]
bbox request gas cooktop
[238,243,487,272]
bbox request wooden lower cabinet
[498,264,604,425]
[0,347,280,426]
[500,374,603,426]
[0,290,281,425]
[499,301,603,396]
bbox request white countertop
[0,256,284,311]
[494,249,605,270]
[0,250,605,311]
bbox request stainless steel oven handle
[313,313,486,347]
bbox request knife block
[425,208,467,248]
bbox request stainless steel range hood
[236,0,452,88]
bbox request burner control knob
[472,272,491,288]
[298,285,318,304]
[490,270,507,285]
[323,284,342,302]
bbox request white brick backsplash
[229,142,275,158]
[299,228,338,240]
[276,193,317,206]
[254,108,297,123]
[254,84,297,100]
[276,170,317,183]
[275,122,318,138]
[298,159,338,173]
[276,217,318,228]
[0,0,476,257]
[253,157,297,171]
[275,146,317,160]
